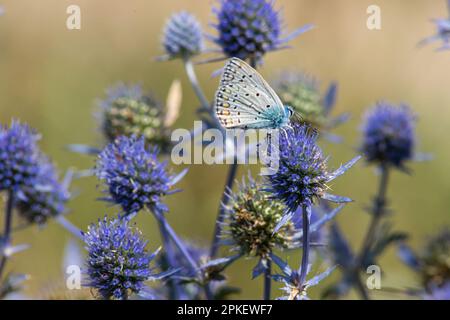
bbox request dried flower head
[223,175,297,259]
[99,83,171,151]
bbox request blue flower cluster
[95,135,177,215]
[83,217,157,300]
[163,12,203,59]
[16,158,69,224]
[361,102,415,167]
[0,121,41,191]
[213,0,312,63]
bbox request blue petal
[66,144,101,155]
[323,82,337,114]
[327,156,361,182]
[270,253,293,277]
[322,193,353,203]
[252,259,268,279]
[305,265,337,288]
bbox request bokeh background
[0,0,449,299]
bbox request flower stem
[154,210,214,300]
[299,205,311,285]
[154,210,183,300]
[356,164,390,300]
[183,58,210,110]
[210,162,238,258]
[55,216,83,240]
[263,259,272,300]
[0,190,15,280]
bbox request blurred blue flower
[83,217,160,300]
[95,135,185,215]
[267,124,359,227]
[0,120,41,191]
[16,158,70,225]
[361,102,415,168]
[212,0,313,63]
[162,11,203,60]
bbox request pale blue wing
[215,58,287,129]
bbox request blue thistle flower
[162,12,203,60]
[83,217,159,300]
[0,120,42,191]
[95,135,186,215]
[212,0,313,63]
[361,102,415,168]
[16,158,70,225]
[267,124,359,224]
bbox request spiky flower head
[361,102,415,168]
[212,0,312,63]
[223,175,297,259]
[267,124,358,227]
[162,11,203,60]
[0,120,42,191]
[16,158,70,225]
[83,217,158,300]
[274,73,326,127]
[95,135,183,215]
[99,83,171,152]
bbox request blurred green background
[0,0,449,299]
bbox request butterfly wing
[215,58,287,129]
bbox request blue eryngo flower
[223,175,298,261]
[95,135,186,216]
[83,217,160,300]
[0,120,41,191]
[271,254,336,300]
[267,124,359,226]
[161,12,203,60]
[16,158,70,225]
[98,83,171,152]
[361,102,415,168]
[212,0,313,63]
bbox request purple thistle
[361,102,415,168]
[212,0,313,63]
[0,120,42,191]
[267,124,359,225]
[16,157,70,225]
[419,0,450,51]
[95,135,186,216]
[83,217,160,300]
[162,11,203,60]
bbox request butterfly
[215,57,295,130]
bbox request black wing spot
[266,105,270,108]
[256,93,260,97]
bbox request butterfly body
[215,58,293,130]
